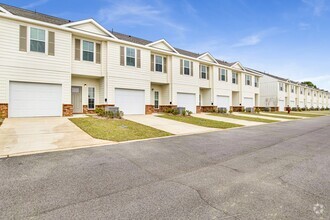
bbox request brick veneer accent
[201,106,217,113]
[231,106,244,112]
[0,103,8,118]
[258,107,279,112]
[62,104,73,117]
[145,105,154,114]
[159,105,177,112]
[196,106,201,113]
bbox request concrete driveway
[124,114,219,135]
[0,117,111,157]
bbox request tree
[301,81,317,89]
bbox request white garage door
[217,95,230,110]
[290,100,295,107]
[279,100,285,111]
[9,82,62,118]
[115,89,145,115]
[177,93,196,113]
[299,101,304,107]
[243,97,254,108]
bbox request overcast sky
[6,0,330,90]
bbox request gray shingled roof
[1,3,240,68]
[245,67,289,81]
[0,3,71,25]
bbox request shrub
[186,110,192,116]
[229,110,233,114]
[325,107,329,111]
[172,109,179,115]
[182,109,186,116]
[320,107,325,111]
[95,107,123,119]
[255,108,260,114]
[218,108,227,114]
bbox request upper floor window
[126,47,136,67]
[285,85,288,92]
[220,69,227,81]
[201,65,207,79]
[83,40,94,62]
[30,27,45,53]
[279,83,284,91]
[245,75,252,86]
[255,76,259,87]
[300,90,303,95]
[291,85,294,93]
[232,72,238,84]
[308,91,310,96]
[155,55,163,72]
[184,60,190,75]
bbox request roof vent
[128,35,131,38]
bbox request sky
[4,0,330,90]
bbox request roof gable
[0,5,12,14]
[63,19,117,38]
[198,53,218,64]
[146,39,178,53]
[231,62,245,71]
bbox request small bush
[182,110,186,116]
[255,108,260,114]
[186,110,192,116]
[229,110,233,114]
[325,107,329,111]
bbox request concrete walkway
[260,112,306,119]
[233,112,291,121]
[0,117,112,157]
[192,113,265,126]
[124,114,219,135]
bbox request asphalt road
[0,116,329,219]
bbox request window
[155,55,163,72]
[291,85,294,93]
[255,76,259,87]
[184,60,190,75]
[232,72,238,84]
[279,83,283,91]
[308,91,310,96]
[201,65,207,79]
[285,85,288,92]
[300,89,303,95]
[83,40,94,62]
[245,75,252,86]
[154,91,159,109]
[220,69,227,81]
[88,87,95,109]
[126,47,135,66]
[30,27,45,53]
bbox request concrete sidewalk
[192,113,265,126]
[124,114,219,135]
[233,112,291,121]
[0,117,112,157]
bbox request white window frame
[279,82,283,91]
[88,87,96,110]
[220,69,227,81]
[291,85,294,93]
[155,55,163,73]
[126,47,136,67]
[232,72,238,84]
[245,74,252,86]
[183,60,190,75]
[255,76,259,87]
[154,90,159,109]
[82,40,95,62]
[29,26,47,54]
[201,65,207,79]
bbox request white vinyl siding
[30,27,45,53]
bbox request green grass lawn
[241,112,301,120]
[263,112,324,118]
[70,117,171,142]
[209,113,278,123]
[159,114,242,129]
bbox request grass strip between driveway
[240,112,301,120]
[70,117,172,142]
[158,114,242,129]
[263,112,325,117]
[209,113,278,123]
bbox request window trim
[254,76,259,88]
[279,82,284,91]
[232,72,238,84]
[29,26,47,54]
[220,68,227,82]
[201,65,207,79]
[126,47,136,67]
[245,74,252,86]
[88,87,96,110]
[155,55,163,73]
[183,60,190,75]
[82,40,95,62]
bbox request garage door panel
[243,97,254,108]
[177,93,196,113]
[217,95,230,110]
[115,89,145,115]
[9,82,62,118]
[279,100,285,111]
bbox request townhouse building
[0,4,262,118]
[256,69,330,111]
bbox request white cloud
[232,28,281,47]
[302,0,328,16]
[98,0,186,35]
[298,22,311,30]
[22,0,49,9]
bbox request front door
[71,86,82,113]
